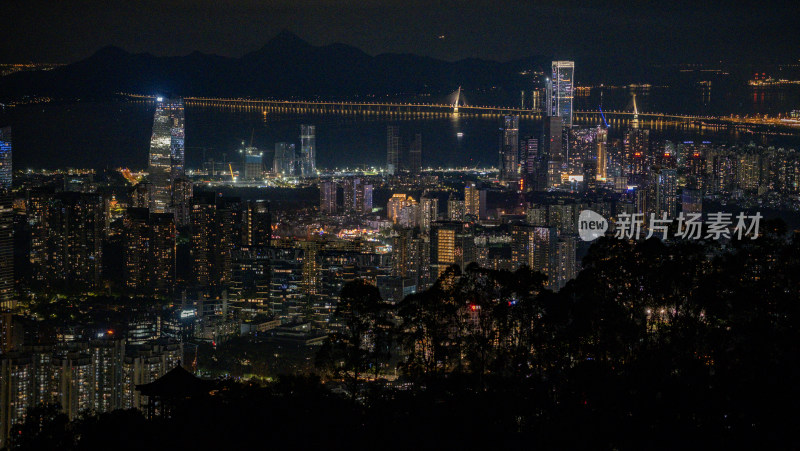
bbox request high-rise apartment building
[624,129,650,182]
[33,192,103,289]
[499,116,520,182]
[124,208,176,295]
[430,221,475,279]
[319,181,337,214]
[241,200,271,248]
[343,178,372,214]
[464,182,486,219]
[418,194,439,232]
[192,193,235,293]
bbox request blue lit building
[0,127,11,308]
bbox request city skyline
[1,3,800,448]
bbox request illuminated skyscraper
[343,178,371,214]
[0,127,12,309]
[624,129,650,182]
[464,182,485,219]
[387,125,400,175]
[147,98,185,214]
[299,125,316,177]
[0,127,10,190]
[319,181,337,214]
[343,178,360,213]
[172,177,193,227]
[499,116,519,182]
[544,117,564,188]
[521,137,539,176]
[273,142,296,176]
[549,61,575,128]
[418,194,439,231]
[656,168,678,219]
[242,200,271,248]
[124,208,176,295]
[192,192,235,293]
[596,127,608,180]
[41,192,104,289]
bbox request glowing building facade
[299,125,316,177]
[147,98,185,214]
[0,127,11,309]
[549,61,575,128]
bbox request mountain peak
[267,30,310,49]
[91,45,130,58]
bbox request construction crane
[229,163,235,182]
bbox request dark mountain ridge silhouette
[0,31,550,104]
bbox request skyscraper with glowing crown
[147,98,185,214]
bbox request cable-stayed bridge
[121,92,798,130]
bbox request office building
[387,125,400,175]
[273,142,296,176]
[299,125,316,177]
[147,98,185,214]
[549,61,575,128]
[0,127,11,309]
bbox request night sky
[3,0,797,64]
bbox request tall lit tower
[387,125,400,175]
[596,126,608,181]
[319,181,337,214]
[147,98,185,214]
[550,61,575,127]
[499,116,519,182]
[299,125,316,177]
[0,127,12,309]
